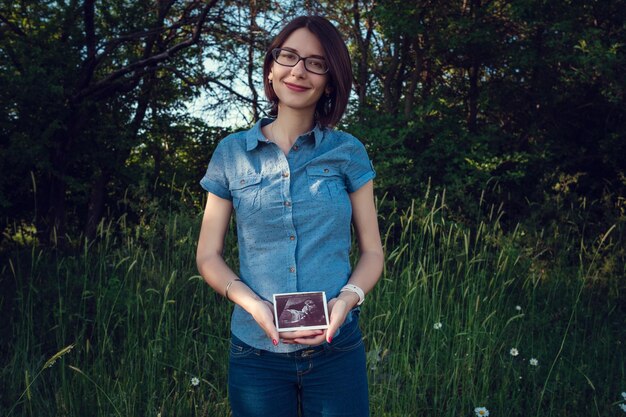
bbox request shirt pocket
[306,165,345,201]
[229,174,262,218]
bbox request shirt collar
[245,118,325,151]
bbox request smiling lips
[284,82,310,92]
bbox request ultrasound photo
[273,291,329,332]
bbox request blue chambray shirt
[200,118,376,353]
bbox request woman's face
[269,28,330,116]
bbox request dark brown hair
[262,16,353,128]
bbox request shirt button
[282,171,289,178]
[289,235,295,241]
[289,267,296,273]
[323,168,329,173]
[284,201,291,207]
[292,145,299,151]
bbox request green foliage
[1,193,623,416]
[339,0,626,241]
[1,213,232,416]
[0,0,216,239]
[120,118,230,224]
[2,0,625,247]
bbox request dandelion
[433,322,443,330]
[190,377,200,386]
[475,406,490,416]
[529,358,539,366]
[510,347,519,357]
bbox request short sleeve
[345,139,376,193]
[199,140,232,200]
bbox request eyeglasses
[271,48,329,75]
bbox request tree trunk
[351,0,373,110]
[383,36,401,115]
[84,170,107,240]
[247,2,260,122]
[404,38,424,119]
[466,0,481,133]
[467,59,479,133]
[43,102,89,244]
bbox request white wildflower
[190,377,200,386]
[474,406,490,416]
[529,358,539,366]
[510,347,519,357]
[619,403,626,412]
[433,322,443,330]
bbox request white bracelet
[340,284,365,306]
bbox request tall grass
[1,194,624,416]
[365,195,623,416]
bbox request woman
[196,15,383,417]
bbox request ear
[268,71,274,82]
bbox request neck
[271,107,316,148]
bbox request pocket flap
[230,174,262,191]
[306,165,341,177]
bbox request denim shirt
[200,118,376,352]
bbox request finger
[259,301,280,346]
[326,299,348,343]
[259,318,278,344]
[281,330,324,345]
[267,325,280,346]
[280,330,324,340]
[291,334,326,346]
[265,324,280,347]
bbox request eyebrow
[281,46,325,60]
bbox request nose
[290,59,307,77]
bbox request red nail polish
[327,336,332,344]
[273,339,278,346]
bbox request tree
[1,1,225,241]
[2,0,625,244]
[319,0,626,230]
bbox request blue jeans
[228,316,369,417]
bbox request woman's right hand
[248,299,280,346]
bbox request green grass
[1,195,624,416]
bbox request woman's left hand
[280,292,359,345]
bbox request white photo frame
[273,291,329,332]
